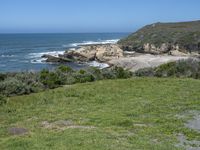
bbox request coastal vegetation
[135,59,200,78]
[1,78,200,149]
[0,66,132,97]
[118,20,200,54]
[1,59,200,98]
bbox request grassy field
[0,78,200,150]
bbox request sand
[108,54,191,72]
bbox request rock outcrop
[42,54,73,63]
[143,43,171,54]
[62,44,123,62]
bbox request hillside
[1,78,200,150]
[118,20,200,54]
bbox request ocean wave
[87,61,109,69]
[19,60,29,63]
[28,51,65,64]
[30,58,47,64]
[0,54,15,58]
[0,64,6,67]
[9,59,18,62]
[28,51,65,58]
[67,39,120,47]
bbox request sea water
[0,33,128,72]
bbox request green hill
[118,20,200,54]
[1,78,200,149]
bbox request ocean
[0,33,129,72]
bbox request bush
[101,68,116,79]
[135,59,200,79]
[0,73,6,81]
[155,62,176,77]
[74,72,95,83]
[14,72,43,92]
[0,94,7,106]
[0,78,31,96]
[64,76,77,85]
[40,69,61,89]
[135,68,155,77]
[113,67,132,79]
[175,59,200,78]
[79,69,86,75]
[57,65,73,73]
[0,65,133,97]
[85,67,104,80]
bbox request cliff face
[118,20,200,54]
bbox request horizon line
[0,32,132,34]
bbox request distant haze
[0,0,200,33]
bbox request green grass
[0,78,200,150]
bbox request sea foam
[0,54,15,58]
[68,39,120,47]
[87,61,110,69]
[28,51,65,64]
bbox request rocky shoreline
[42,44,199,72]
[42,44,123,63]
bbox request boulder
[63,51,92,61]
[42,54,73,63]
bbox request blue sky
[0,0,200,33]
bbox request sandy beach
[108,54,191,72]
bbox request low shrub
[15,72,43,92]
[135,59,200,79]
[0,65,133,97]
[57,65,73,73]
[113,66,132,79]
[175,59,200,78]
[135,68,155,77]
[155,61,176,77]
[74,72,95,83]
[79,69,86,75]
[0,73,6,81]
[0,78,31,96]
[85,67,104,80]
[40,69,62,89]
[0,94,7,106]
[101,68,116,79]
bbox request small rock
[54,120,74,127]
[185,114,200,132]
[8,127,28,135]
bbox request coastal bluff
[42,20,200,71]
[118,20,200,55]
